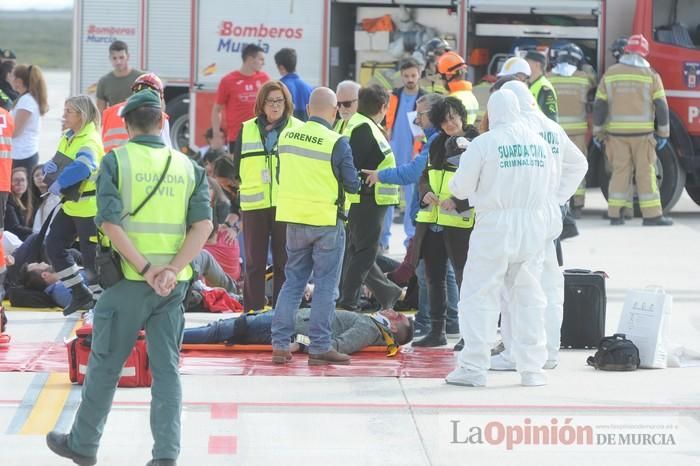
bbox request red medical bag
[67,325,152,387]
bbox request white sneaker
[543,359,558,370]
[521,371,547,387]
[490,353,516,371]
[445,367,487,387]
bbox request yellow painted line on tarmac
[18,319,83,435]
[19,372,73,435]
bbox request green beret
[119,89,161,116]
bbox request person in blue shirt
[381,58,425,250]
[275,48,313,121]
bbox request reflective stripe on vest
[334,112,399,206]
[548,74,590,133]
[101,103,129,153]
[601,71,656,134]
[115,144,196,281]
[0,109,13,192]
[58,122,104,217]
[451,89,479,125]
[276,121,342,226]
[238,117,302,211]
[415,165,474,229]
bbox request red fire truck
[71,0,700,211]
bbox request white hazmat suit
[493,81,589,370]
[446,89,558,387]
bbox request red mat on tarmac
[0,343,455,378]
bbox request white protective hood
[487,88,522,127]
[620,53,650,68]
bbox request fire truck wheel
[166,94,190,150]
[685,185,700,206]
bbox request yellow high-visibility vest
[114,143,196,281]
[415,160,474,229]
[276,120,343,226]
[57,122,104,217]
[238,116,302,211]
[334,112,399,206]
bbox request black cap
[524,50,547,66]
[0,49,16,60]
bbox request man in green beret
[47,89,213,466]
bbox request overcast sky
[0,0,72,10]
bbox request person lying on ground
[19,249,237,309]
[183,308,414,355]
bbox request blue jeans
[403,184,415,243]
[416,259,459,329]
[182,311,274,344]
[380,205,393,250]
[272,220,345,354]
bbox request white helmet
[497,57,532,77]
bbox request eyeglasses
[337,99,357,109]
[265,98,286,106]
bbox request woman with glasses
[231,80,302,311]
[412,96,478,347]
[43,95,104,315]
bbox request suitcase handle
[565,268,609,278]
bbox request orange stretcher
[180,344,387,353]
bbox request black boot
[642,216,673,226]
[63,283,94,316]
[412,319,446,347]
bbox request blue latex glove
[593,137,603,150]
[655,136,668,151]
[48,181,62,196]
[43,160,58,175]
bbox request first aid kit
[67,325,152,387]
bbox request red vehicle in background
[632,0,700,207]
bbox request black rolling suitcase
[561,269,607,348]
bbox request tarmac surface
[2,70,698,465]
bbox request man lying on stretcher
[183,308,414,355]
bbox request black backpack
[587,333,640,371]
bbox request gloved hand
[43,160,58,175]
[592,137,604,150]
[47,181,62,196]
[655,136,668,151]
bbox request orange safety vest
[102,102,170,153]
[101,103,130,154]
[0,108,14,193]
[385,88,424,156]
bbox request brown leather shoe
[272,349,292,364]
[308,349,351,366]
